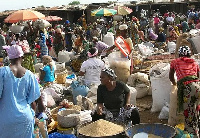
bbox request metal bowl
[125,123,176,138]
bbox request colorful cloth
[177,79,200,136]
[170,57,199,81]
[22,54,35,73]
[0,66,40,138]
[43,65,55,83]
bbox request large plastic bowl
[125,123,176,138]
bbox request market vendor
[169,46,200,137]
[107,24,134,74]
[92,36,110,58]
[79,47,105,86]
[92,68,140,125]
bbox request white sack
[127,85,137,105]
[58,50,70,63]
[158,103,169,119]
[150,63,172,112]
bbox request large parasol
[45,16,62,22]
[91,8,117,16]
[114,6,133,16]
[4,10,45,23]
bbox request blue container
[125,123,176,138]
[71,81,89,104]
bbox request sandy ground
[137,95,168,124]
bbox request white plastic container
[103,32,114,46]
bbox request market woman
[93,68,140,125]
[0,45,40,137]
[169,46,200,137]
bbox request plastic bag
[138,44,153,56]
[158,102,169,119]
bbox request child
[40,55,55,86]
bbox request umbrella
[114,6,133,16]
[91,8,117,16]
[4,10,45,23]
[45,16,62,21]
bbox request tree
[68,1,80,5]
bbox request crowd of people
[0,7,200,137]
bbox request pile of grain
[79,119,124,137]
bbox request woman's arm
[169,68,176,85]
[125,92,131,105]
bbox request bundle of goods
[58,51,70,63]
[127,72,150,98]
[108,52,131,83]
[71,81,89,104]
[76,95,94,111]
[33,19,51,29]
[103,32,114,46]
[168,86,184,126]
[78,119,124,137]
[10,23,24,33]
[149,63,172,112]
[70,58,84,72]
[86,84,98,104]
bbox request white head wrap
[119,24,128,30]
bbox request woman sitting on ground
[92,68,140,125]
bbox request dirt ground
[137,95,168,124]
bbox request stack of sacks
[108,52,131,83]
[127,72,150,98]
[79,110,92,124]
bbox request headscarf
[102,68,117,80]
[119,24,128,30]
[178,45,191,57]
[87,47,98,58]
[3,45,24,59]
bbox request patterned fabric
[178,46,191,57]
[182,81,200,136]
[102,68,117,80]
[170,57,199,81]
[22,54,35,73]
[103,106,137,124]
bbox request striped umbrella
[114,6,133,16]
[91,8,117,16]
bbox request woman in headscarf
[169,46,200,137]
[93,68,140,125]
[79,47,105,86]
[0,45,40,137]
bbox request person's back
[81,57,104,85]
[0,45,40,137]
[80,47,105,85]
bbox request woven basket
[57,109,80,128]
[56,73,67,84]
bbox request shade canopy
[4,10,45,23]
[91,8,117,16]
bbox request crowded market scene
[1,0,200,137]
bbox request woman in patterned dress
[169,46,200,137]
